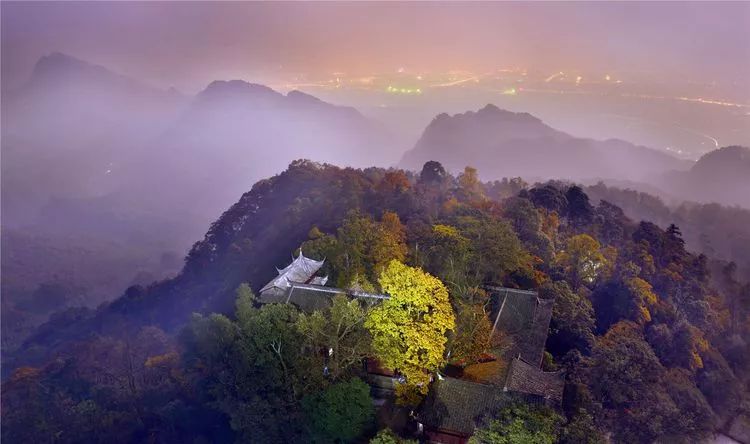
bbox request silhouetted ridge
[401,104,688,184]
[32,52,107,78]
[692,145,749,177]
[197,80,283,103]
[657,145,750,207]
[287,89,324,104]
[476,104,542,123]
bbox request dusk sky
[3,1,749,94]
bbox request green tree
[589,321,678,442]
[542,280,595,354]
[182,287,315,442]
[370,428,418,444]
[365,261,455,395]
[503,196,554,263]
[426,224,472,287]
[457,216,526,284]
[559,410,605,444]
[296,294,371,380]
[528,184,568,214]
[302,378,374,443]
[335,211,374,287]
[300,226,340,280]
[469,403,562,444]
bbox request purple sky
[2,2,749,94]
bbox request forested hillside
[585,182,750,281]
[3,160,749,443]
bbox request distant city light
[386,85,422,95]
[605,74,611,81]
[545,72,564,83]
[501,88,517,95]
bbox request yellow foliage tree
[365,260,455,397]
[555,234,607,289]
[625,276,659,323]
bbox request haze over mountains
[5,53,747,244]
[401,105,750,208]
[2,53,396,243]
[2,53,748,339]
[659,145,750,208]
[1,53,399,349]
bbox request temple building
[416,287,564,444]
[258,255,564,444]
[259,251,328,303]
[258,251,388,311]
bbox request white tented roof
[260,251,325,293]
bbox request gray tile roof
[487,287,553,366]
[259,280,388,313]
[418,377,514,436]
[504,358,564,404]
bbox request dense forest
[3,160,749,443]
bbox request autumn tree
[592,271,659,331]
[365,261,455,396]
[457,166,485,202]
[331,211,408,289]
[448,301,492,364]
[554,234,607,289]
[503,196,554,263]
[371,211,408,275]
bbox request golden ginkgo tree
[365,260,455,399]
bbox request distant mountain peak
[401,105,688,184]
[31,52,113,83]
[692,145,750,175]
[199,80,282,100]
[699,145,749,162]
[24,52,173,100]
[286,89,323,104]
[476,104,542,123]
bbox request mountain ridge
[401,104,692,184]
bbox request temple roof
[487,287,553,366]
[260,251,325,293]
[417,376,549,436]
[259,282,388,311]
[504,358,564,404]
[418,377,511,436]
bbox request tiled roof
[259,281,388,312]
[259,251,324,294]
[418,377,513,436]
[286,285,342,312]
[487,287,553,366]
[504,358,564,404]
